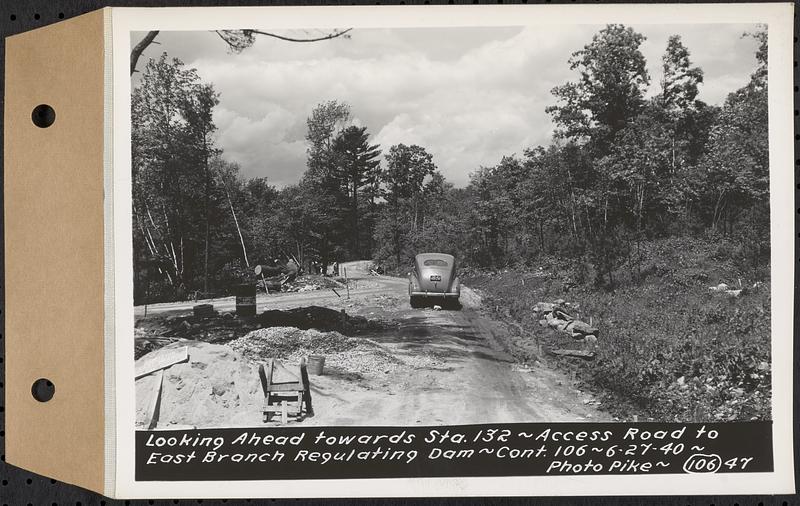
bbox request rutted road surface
[136,261,605,425]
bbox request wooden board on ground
[135,346,189,379]
[144,369,164,430]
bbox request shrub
[465,236,771,422]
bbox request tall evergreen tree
[332,125,382,257]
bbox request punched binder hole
[31,104,55,128]
[31,378,55,402]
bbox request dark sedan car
[408,253,460,308]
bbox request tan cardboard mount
[5,9,108,494]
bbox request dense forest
[132,25,768,304]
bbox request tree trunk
[203,134,210,293]
[130,31,159,75]
[217,173,250,268]
[352,177,359,258]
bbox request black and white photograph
[130,17,775,431]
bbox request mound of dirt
[135,341,263,428]
[229,327,404,376]
[257,306,385,335]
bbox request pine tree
[332,125,382,257]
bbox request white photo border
[111,3,795,498]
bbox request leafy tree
[547,24,650,154]
[375,144,437,268]
[303,101,352,268]
[743,27,767,91]
[382,144,436,207]
[695,27,768,240]
[180,83,220,291]
[660,35,704,116]
[132,54,218,293]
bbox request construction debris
[534,301,599,340]
[135,345,189,379]
[283,275,343,293]
[534,299,598,358]
[135,327,181,359]
[708,282,743,297]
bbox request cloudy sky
[132,24,760,187]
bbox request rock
[568,320,599,338]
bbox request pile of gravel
[228,326,404,376]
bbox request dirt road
[136,261,605,426]
[302,262,604,425]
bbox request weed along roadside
[464,236,771,423]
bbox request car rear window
[423,259,449,267]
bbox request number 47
[724,457,754,470]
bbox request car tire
[410,296,424,308]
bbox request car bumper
[410,291,460,298]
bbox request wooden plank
[144,370,164,430]
[299,357,313,416]
[258,363,269,396]
[260,359,275,423]
[135,346,189,380]
[268,382,303,392]
[263,404,301,414]
[264,359,274,397]
[296,392,303,418]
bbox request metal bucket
[307,355,326,375]
[234,283,257,317]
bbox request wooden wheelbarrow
[258,357,314,424]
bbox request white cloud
[134,23,760,187]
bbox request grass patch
[465,236,771,422]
